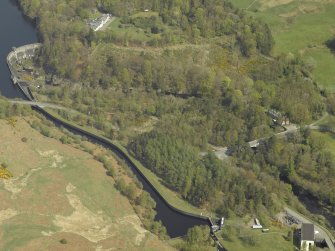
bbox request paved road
[212,114,329,160]
[9,100,67,110]
[212,124,299,160]
[285,207,335,251]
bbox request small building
[300,223,315,251]
[252,218,263,229]
[210,217,225,233]
[89,14,111,31]
[268,109,290,126]
[280,116,290,126]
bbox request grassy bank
[218,218,295,251]
[234,0,335,90]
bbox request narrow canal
[1,0,209,238]
[292,186,335,232]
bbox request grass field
[0,117,174,251]
[106,17,156,43]
[219,218,295,251]
[234,0,335,90]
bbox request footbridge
[212,125,299,160]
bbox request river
[1,0,210,238]
[0,0,37,98]
[293,186,335,232]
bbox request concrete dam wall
[6,43,41,100]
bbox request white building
[252,218,263,229]
[300,223,315,251]
[89,14,111,31]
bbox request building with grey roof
[301,223,315,251]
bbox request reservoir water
[0,0,37,98]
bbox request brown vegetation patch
[0,208,18,223]
[117,215,148,245]
[258,0,294,10]
[53,193,114,243]
[15,232,95,251]
[298,4,323,13]
[53,191,149,246]
[279,11,299,18]
[3,167,42,198]
[132,116,159,134]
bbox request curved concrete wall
[6,43,41,100]
[7,43,41,84]
[7,43,41,65]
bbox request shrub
[59,238,67,244]
[239,235,257,246]
[106,168,115,177]
[21,137,28,142]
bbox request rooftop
[301,223,314,241]
[89,14,111,31]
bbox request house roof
[301,223,314,241]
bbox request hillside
[11,0,335,250]
[234,0,335,90]
[16,0,328,218]
[0,113,174,251]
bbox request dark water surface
[0,0,37,98]
[293,186,335,231]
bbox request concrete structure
[210,217,225,233]
[89,14,111,31]
[7,44,41,66]
[6,43,41,100]
[301,223,315,251]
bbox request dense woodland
[239,128,335,208]
[19,0,273,80]
[16,0,335,243]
